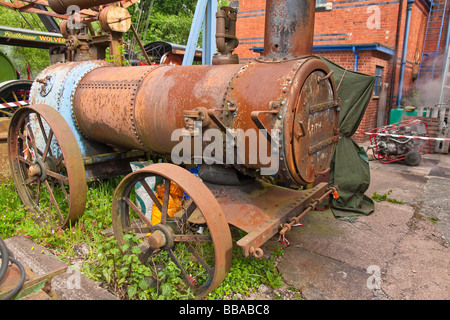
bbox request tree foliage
[0,1,230,77]
[152,0,198,15]
[0,7,51,79]
[128,0,201,46]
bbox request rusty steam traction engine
[8,0,340,297]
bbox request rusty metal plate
[207,180,329,256]
[292,70,339,184]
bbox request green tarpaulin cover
[318,56,376,221]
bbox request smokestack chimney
[263,0,315,59]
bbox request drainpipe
[397,0,414,108]
[386,0,403,124]
[352,46,359,72]
[439,8,450,105]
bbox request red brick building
[231,0,437,141]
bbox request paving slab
[276,151,450,300]
[3,235,118,300]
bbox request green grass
[371,190,404,204]
[0,178,287,300]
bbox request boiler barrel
[71,57,339,185]
[72,64,241,153]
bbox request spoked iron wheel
[112,163,233,299]
[8,104,87,228]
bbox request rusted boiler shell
[68,56,339,186]
[73,64,241,153]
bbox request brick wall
[233,0,431,141]
[234,0,266,62]
[314,2,401,47]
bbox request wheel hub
[147,224,174,250]
[27,157,57,181]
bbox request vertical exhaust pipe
[263,0,315,59]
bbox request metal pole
[397,0,414,108]
[183,0,209,65]
[439,5,450,105]
[202,0,217,65]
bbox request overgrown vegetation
[371,190,404,204]
[0,178,285,300]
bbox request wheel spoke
[0,109,13,116]
[57,178,70,206]
[24,176,38,184]
[12,90,19,102]
[139,247,155,264]
[140,178,162,212]
[44,179,64,221]
[35,180,41,203]
[160,179,171,224]
[181,200,197,225]
[18,155,33,166]
[18,132,40,157]
[41,129,54,162]
[186,243,214,276]
[36,114,48,143]
[167,249,196,290]
[25,123,43,157]
[45,170,69,185]
[122,196,153,228]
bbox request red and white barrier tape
[0,100,29,109]
[356,131,450,142]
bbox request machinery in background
[368,119,433,166]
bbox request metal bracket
[250,110,279,144]
[318,70,334,82]
[308,136,339,155]
[183,107,211,135]
[207,107,237,138]
[309,100,340,114]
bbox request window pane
[374,66,383,96]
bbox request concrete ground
[273,146,450,300]
[3,235,118,300]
